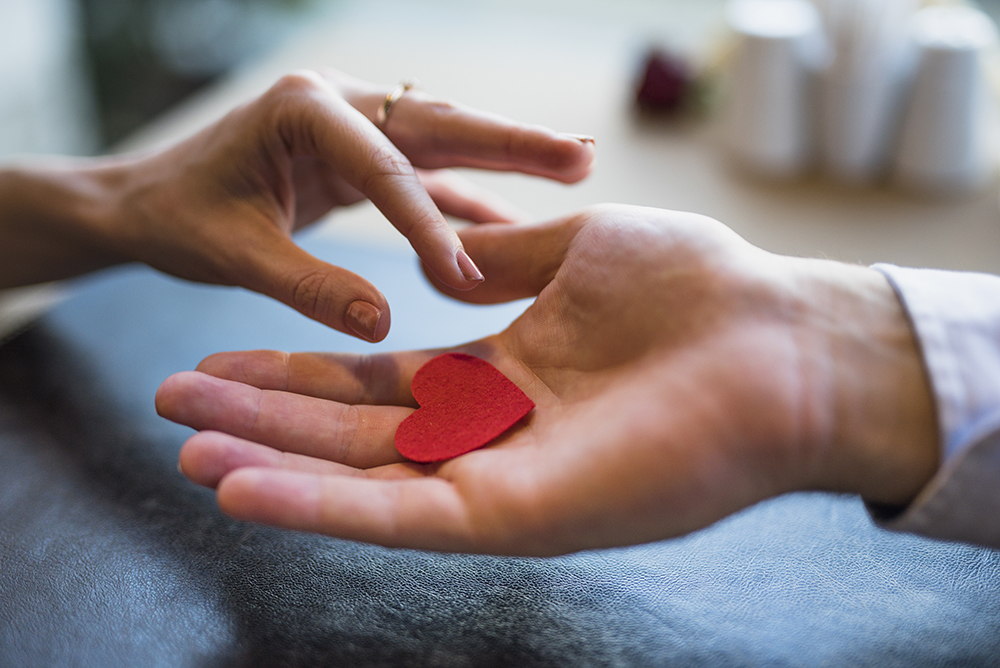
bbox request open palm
[156,205,938,555]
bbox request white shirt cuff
[870,264,1000,548]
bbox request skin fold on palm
[156,205,940,556]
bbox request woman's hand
[156,205,939,555]
[0,69,594,341]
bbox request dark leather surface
[2,233,1000,667]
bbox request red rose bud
[636,49,692,113]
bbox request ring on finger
[375,79,419,129]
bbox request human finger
[194,349,439,406]
[179,430,429,488]
[179,430,368,488]
[193,337,507,406]
[234,234,391,341]
[276,72,483,291]
[324,70,595,183]
[417,169,527,224]
[389,94,595,183]
[217,468,486,553]
[424,212,585,304]
[156,371,409,467]
[331,73,595,183]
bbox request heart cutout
[394,353,535,463]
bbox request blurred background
[0,0,729,157]
[0,0,996,156]
[0,0,322,156]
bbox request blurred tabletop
[4,2,1000,667]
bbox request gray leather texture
[2,235,999,667]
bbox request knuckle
[353,354,376,404]
[403,212,446,246]
[264,71,335,130]
[290,270,336,322]
[363,145,415,190]
[278,351,292,392]
[501,125,518,163]
[337,404,362,465]
[422,97,460,125]
[424,96,459,113]
[271,70,325,97]
[263,71,332,150]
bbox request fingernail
[561,133,595,144]
[345,300,382,342]
[456,249,484,283]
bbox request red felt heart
[394,353,535,463]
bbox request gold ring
[375,80,418,128]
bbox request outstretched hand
[1,69,593,341]
[156,205,939,555]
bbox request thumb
[423,213,585,304]
[242,237,391,342]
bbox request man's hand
[0,69,594,341]
[156,205,939,555]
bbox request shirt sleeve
[869,263,1000,548]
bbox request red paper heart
[394,353,535,463]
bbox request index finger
[196,349,437,407]
[156,370,409,467]
[275,72,482,291]
[193,339,506,407]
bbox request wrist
[793,260,940,505]
[0,159,131,287]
